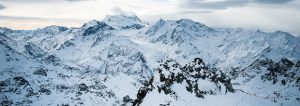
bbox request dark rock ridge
[131,58,235,106]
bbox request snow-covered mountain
[0,14,299,106]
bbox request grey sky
[0,4,5,10]
[0,0,299,36]
[178,0,294,10]
[254,0,293,4]
[66,0,96,2]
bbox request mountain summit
[103,14,144,30]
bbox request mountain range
[0,14,299,106]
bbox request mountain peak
[272,30,292,37]
[175,19,212,30]
[103,14,144,30]
[104,14,141,22]
[81,20,114,36]
[82,20,102,28]
[38,25,68,33]
[143,18,215,44]
[176,19,197,25]
[0,27,14,34]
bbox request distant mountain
[0,14,299,106]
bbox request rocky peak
[0,27,13,34]
[39,25,68,33]
[143,18,215,45]
[103,14,144,30]
[81,20,114,36]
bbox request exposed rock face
[234,58,300,104]
[132,58,235,105]
[0,77,36,105]
[82,21,114,36]
[33,68,48,76]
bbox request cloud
[0,4,6,10]
[0,0,65,1]
[0,0,95,2]
[254,0,293,4]
[176,10,212,14]
[177,0,294,10]
[179,0,248,10]
[65,0,95,2]
[0,15,85,30]
[0,15,44,20]
[111,6,136,16]
[0,15,84,22]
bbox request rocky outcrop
[132,58,235,105]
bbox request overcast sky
[0,0,299,35]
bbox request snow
[0,14,299,106]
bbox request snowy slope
[0,14,299,106]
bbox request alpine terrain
[0,14,299,106]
